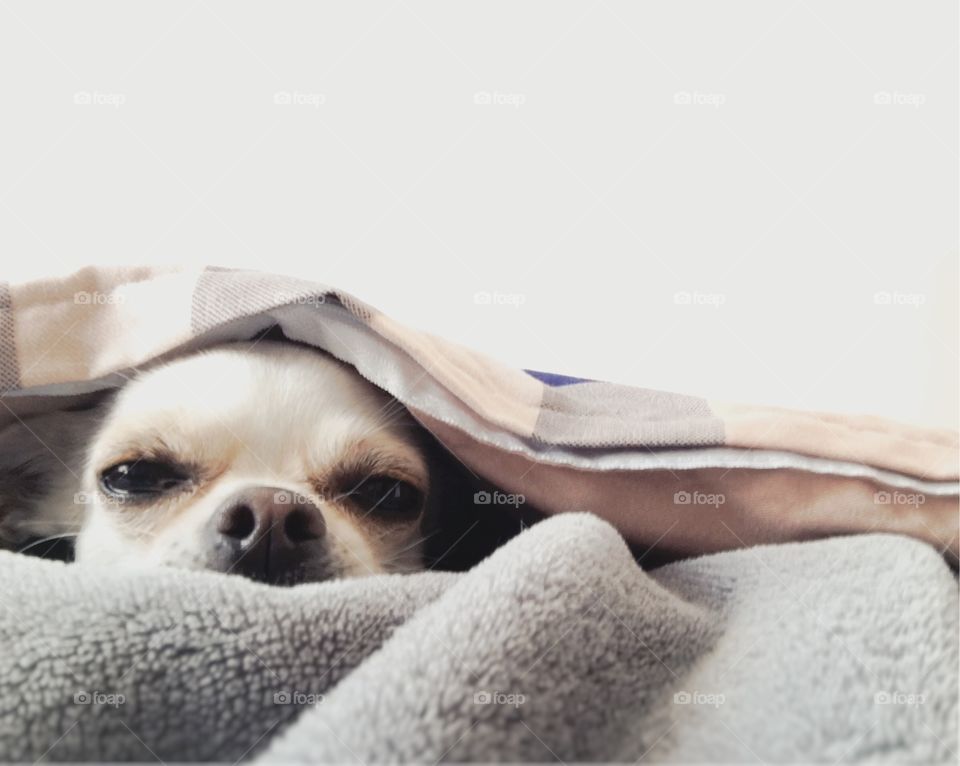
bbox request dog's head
[73,341,434,585]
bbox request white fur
[73,341,429,580]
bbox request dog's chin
[76,537,349,587]
[213,562,337,587]
[75,521,428,585]
[203,551,342,587]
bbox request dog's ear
[417,426,543,572]
[0,406,104,556]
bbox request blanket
[0,514,956,763]
[0,265,957,560]
[0,265,957,762]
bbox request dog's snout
[207,486,326,584]
[216,491,325,545]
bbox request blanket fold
[0,515,955,763]
[0,265,956,763]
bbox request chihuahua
[0,340,521,585]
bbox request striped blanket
[0,265,956,561]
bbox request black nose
[207,486,326,584]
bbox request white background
[1,1,956,427]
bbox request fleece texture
[0,514,955,763]
[0,266,956,762]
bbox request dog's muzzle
[204,486,328,585]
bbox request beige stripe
[13,265,201,389]
[367,311,543,438]
[713,401,959,483]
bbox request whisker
[18,533,78,555]
[379,528,442,568]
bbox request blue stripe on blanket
[524,369,591,387]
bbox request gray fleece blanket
[1,514,956,763]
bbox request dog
[0,340,526,585]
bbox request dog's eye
[99,460,189,498]
[347,476,423,518]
